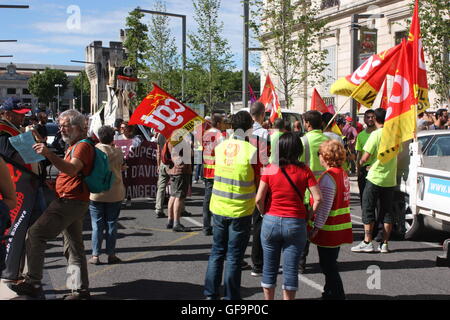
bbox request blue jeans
[202,179,214,231]
[204,214,252,300]
[89,201,122,256]
[261,215,307,291]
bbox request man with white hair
[10,109,94,300]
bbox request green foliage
[187,0,235,112]
[146,0,182,99]
[413,0,450,106]
[72,71,90,113]
[123,7,151,106]
[249,0,329,109]
[27,68,69,109]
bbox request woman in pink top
[256,132,322,300]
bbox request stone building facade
[260,0,443,115]
[85,41,126,114]
[0,63,83,114]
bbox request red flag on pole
[380,80,389,110]
[258,74,281,123]
[310,88,328,113]
[408,0,430,114]
[378,40,416,164]
[129,83,203,142]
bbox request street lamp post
[137,9,186,101]
[55,84,62,114]
[350,13,384,128]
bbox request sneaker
[156,211,166,218]
[173,224,192,232]
[88,256,100,265]
[378,242,390,253]
[107,255,122,264]
[241,260,252,271]
[63,289,91,300]
[251,268,262,277]
[351,241,375,253]
[166,221,174,229]
[8,281,43,299]
[181,210,192,217]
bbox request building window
[323,46,336,93]
[22,88,30,95]
[323,96,335,107]
[321,0,339,10]
[7,88,16,95]
[395,31,408,45]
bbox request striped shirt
[314,173,336,229]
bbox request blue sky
[0,0,260,70]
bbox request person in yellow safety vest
[202,114,225,236]
[204,110,262,300]
[308,140,353,300]
[298,110,330,273]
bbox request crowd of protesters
[0,95,448,301]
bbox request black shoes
[156,211,166,218]
[203,228,213,236]
[8,281,44,299]
[173,224,192,232]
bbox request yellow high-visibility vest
[210,137,257,218]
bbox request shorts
[361,180,395,225]
[170,174,190,198]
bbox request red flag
[248,84,257,104]
[378,40,416,163]
[327,104,335,115]
[380,80,389,110]
[310,88,328,113]
[129,83,203,142]
[330,44,401,108]
[258,74,281,123]
[408,0,430,113]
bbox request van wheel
[404,210,425,240]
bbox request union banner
[129,84,204,145]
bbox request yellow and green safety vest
[210,137,257,218]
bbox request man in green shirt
[351,108,397,254]
[355,109,376,205]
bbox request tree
[188,0,234,112]
[146,0,181,98]
[250,0,329,109]
[72,71,90,114]
[413,0,449,106]
[123,7,151,106]
[28,68,69,114]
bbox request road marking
[54,231,199,291]
[422,242,442,248]
[298,275,324,292]
[183,217,203,227]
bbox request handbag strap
[280,167,303,203]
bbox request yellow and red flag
[129,83,203,143]
[310,88,328,113]
[330,44,401,108]
[408,0,430,114]
[378,40,416,164]
[258,74,282,123]
[380,80,389,110]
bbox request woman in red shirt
[256,132,322,300]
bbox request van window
[425,135,450,156]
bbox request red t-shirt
[56,141,95,202]
[261,164,317,219]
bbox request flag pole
[324,95,354,130]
